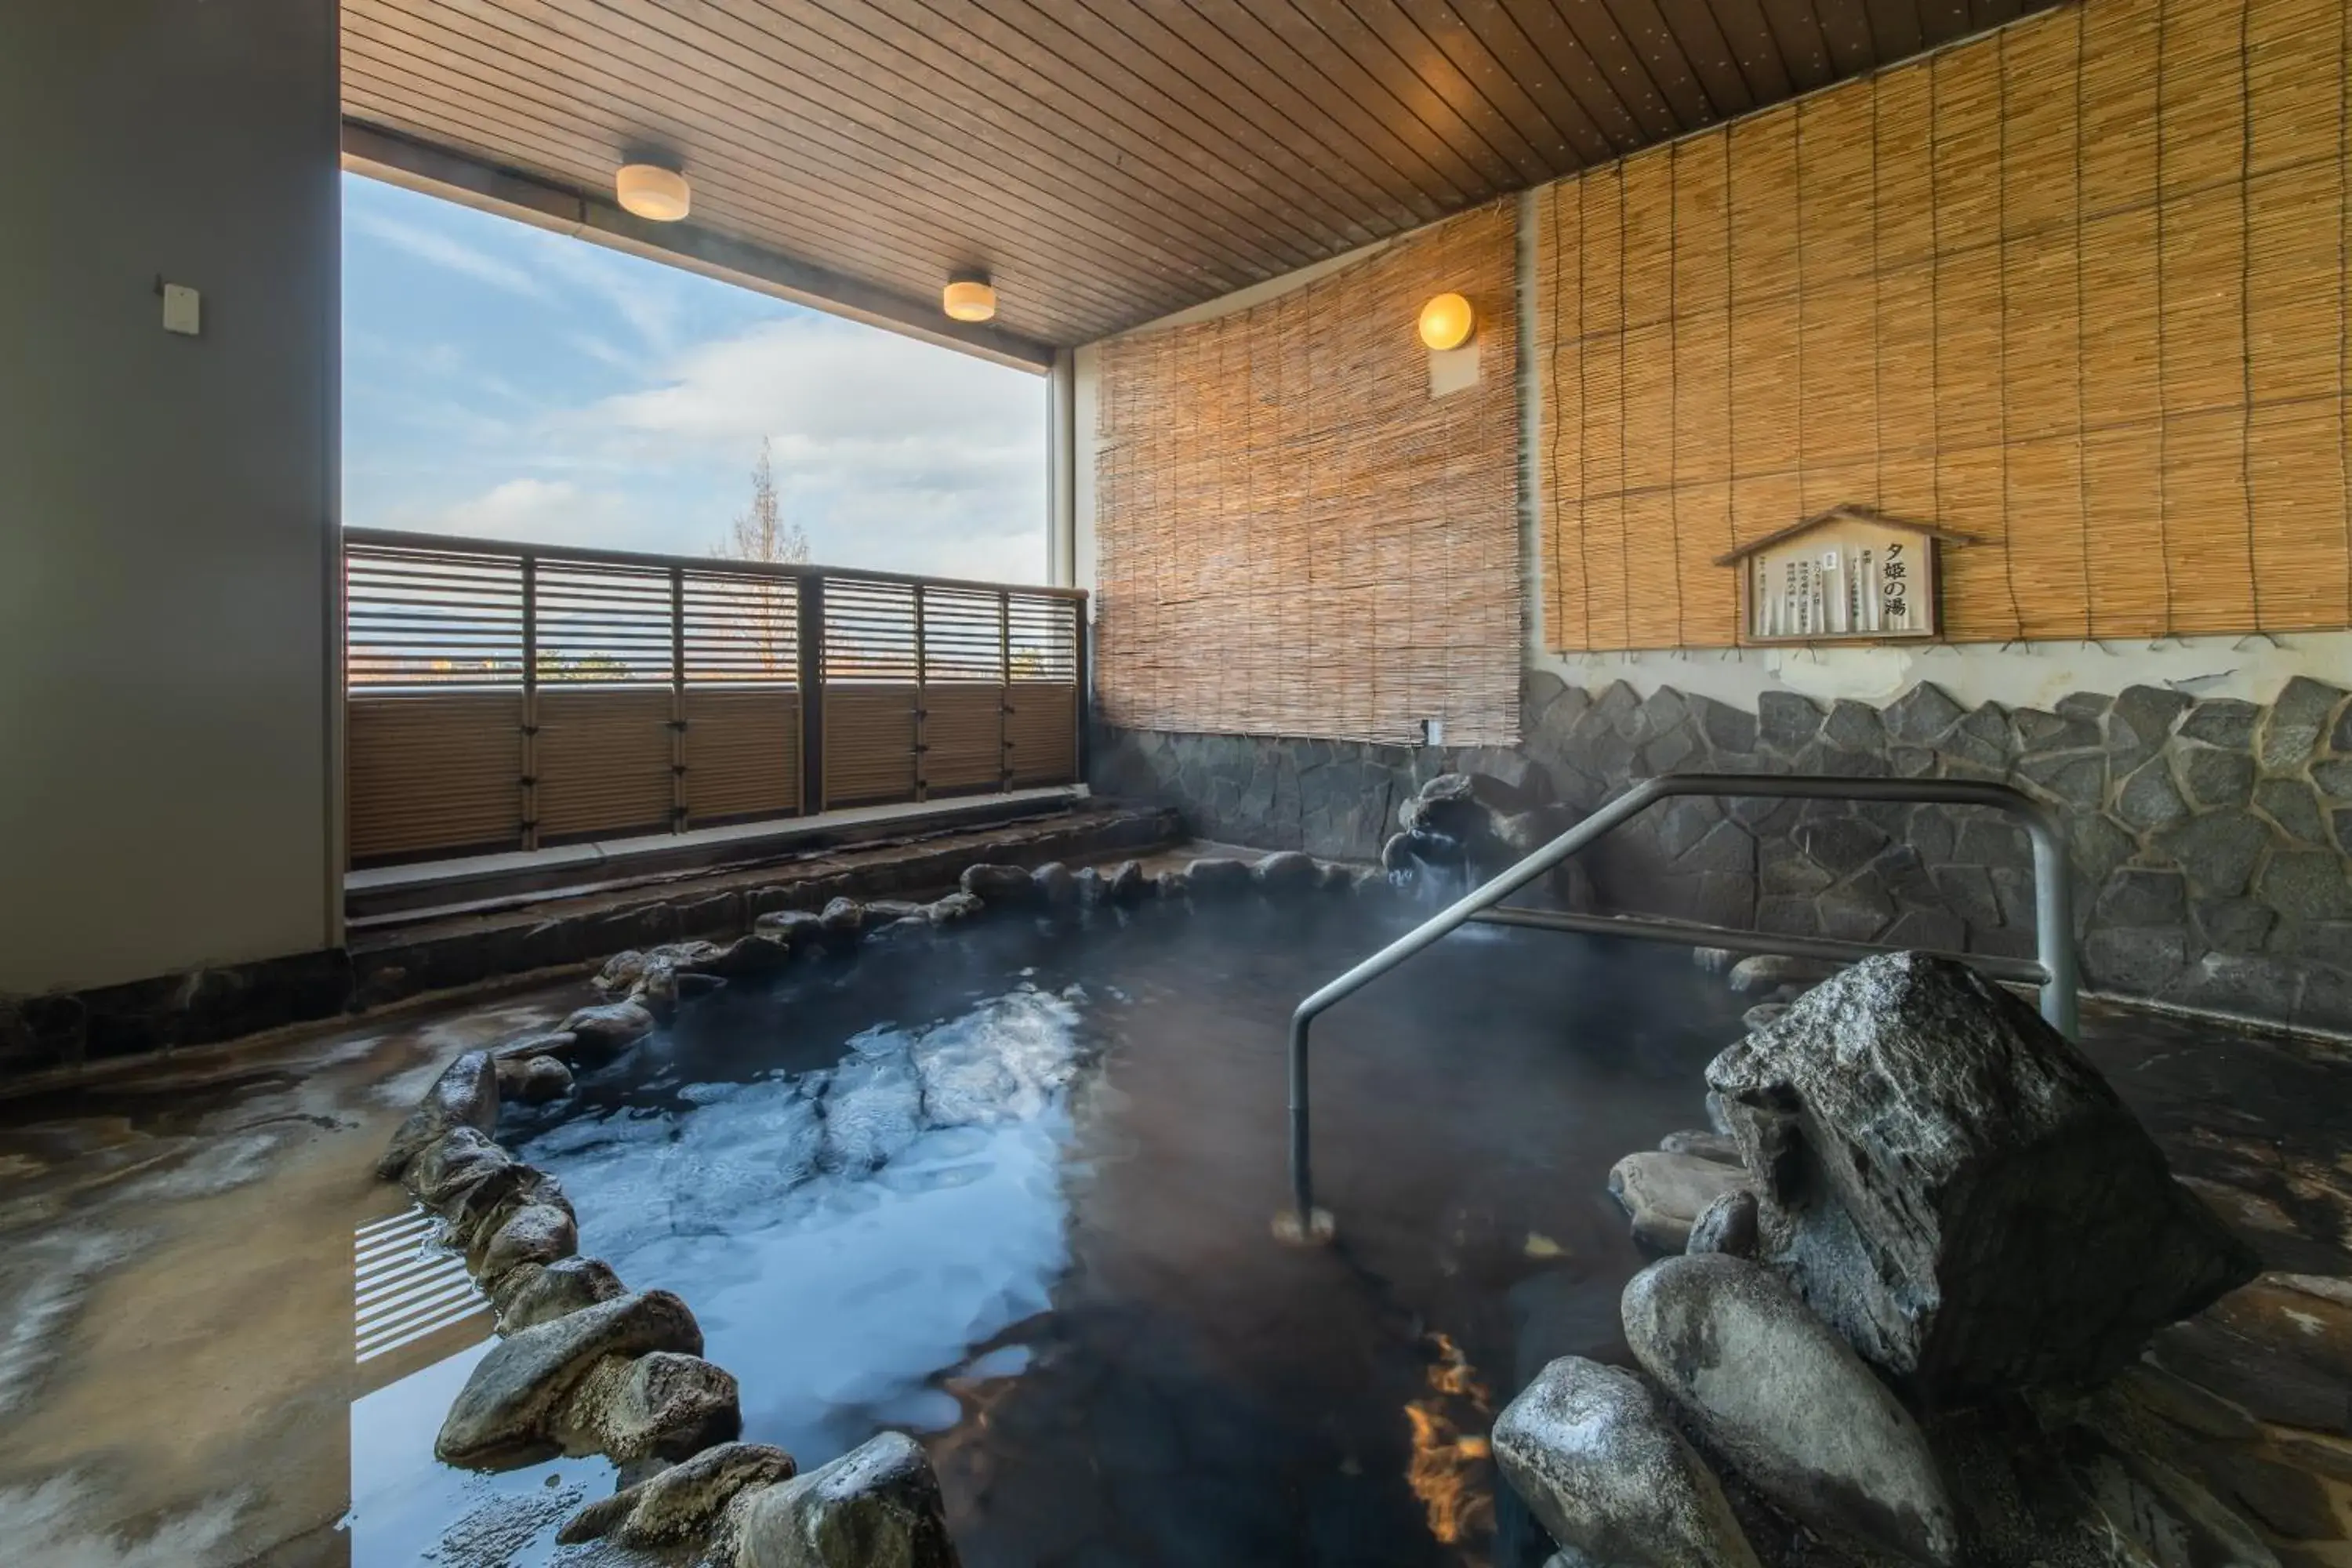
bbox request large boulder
[561,1000,655,1055]
[731,1429,960,1568]
[1623,1254,1960,1565]
[1252,851,1320,895]
[558,1441,798,1548]
[436,1290,704,1468]
[1491,1356,1760,1568]
[376,1050,499,1180]
[1183,857,1253,897]
[403,1125,513,1209]
[498,1255,626,1332]
[495,1054,574,1105]
[960,863,1035,902]
[1706,953,2259,1402]
[1606,1152,1748,1253]
[554,1350,741,1464]
[475,1201,578,1288]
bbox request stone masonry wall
[1090,676,2352,1035]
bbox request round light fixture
[942,274,997,323]
[1417,292,1476,351]
[615,163,691,223]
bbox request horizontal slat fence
[344,530,1083,867]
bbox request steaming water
[500,896,1753,1566]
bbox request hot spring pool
[485,895,1753,1567]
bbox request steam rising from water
[521,985,1089,1463]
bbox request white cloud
[402,477,637,543]
[347,209,549,300]
[552,316,1049,579]
[584,317,1044,449]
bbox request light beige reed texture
[1538,0,2351,651]
[1094,204,1522,745]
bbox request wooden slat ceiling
[342,0,2060,350]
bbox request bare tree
[719,438,813,568]
[713,438,811,675]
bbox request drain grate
[354,1206,488,1363]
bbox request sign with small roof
[1715,505,1974,644]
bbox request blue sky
[341,173,1049,584]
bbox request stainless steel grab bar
[1284,773,2075,1235]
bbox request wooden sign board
[1719,507,1962,644]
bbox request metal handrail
[1284,773,2075,1232]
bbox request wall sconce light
[943,273,998,323]
[615,163,691,222]
[1417,292,1476,351]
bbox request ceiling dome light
[615,163,691,222]
[1417,292,1476,351]
[942,274,997,323]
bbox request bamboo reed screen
[1094,204,1522,746]
[344,532,1081,866]
[1537,0,2351,651]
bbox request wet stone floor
[0,896,2347,1568]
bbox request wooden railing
[343,528,1086,867]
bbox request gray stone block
[1677,820,1756,875]
[2180,699,2259,750]
[2013,709,2102,753]
[1795,815,1887,877]
[2092,868,2189,928]
[1692,695,1758,754]
[1869,842,1940,908]
[2056,691,2112,723]
[1823,699,1885,752]
[2085,927,2193,995]
[2299,965,2352,1031]
[1693,872,1760,930]
[1886,682,1965,746]
[2314,758,2352,801]
[2016,752,2107,811]
[2116,759,2191,832]
[2170,952,2305,1019]
[2260,676,2347,771]
[1882,907,1967,953]
[2192,898,2277,955]
[2252,777,2328,845]
[1652,797,1715,859]
[1595,681,1642,737]
[2175,744,2256,809]
[2067,813,2137,890]
[1642,685,1690,736]
[2256,850,2352,921]
[1991,867,2037,930]
[1644,724,1700,775]
[1817,746,1893,780]
[1760,840,1834,895]
[2158,809,2273,898]
[1758,691,1821,752]
[1758,895,1821,937]
[2264,919,2352,964]
[1944,706,2014,769]
[1932,864,2002,928]
[1907,805,1957,862]
[1817,879,1896,942]
[2111,684,2191,768]
[1955,816,2033,873]
[1890,746,1938,778]
[1523,669,1568,727]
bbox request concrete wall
[0,2,339,995]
